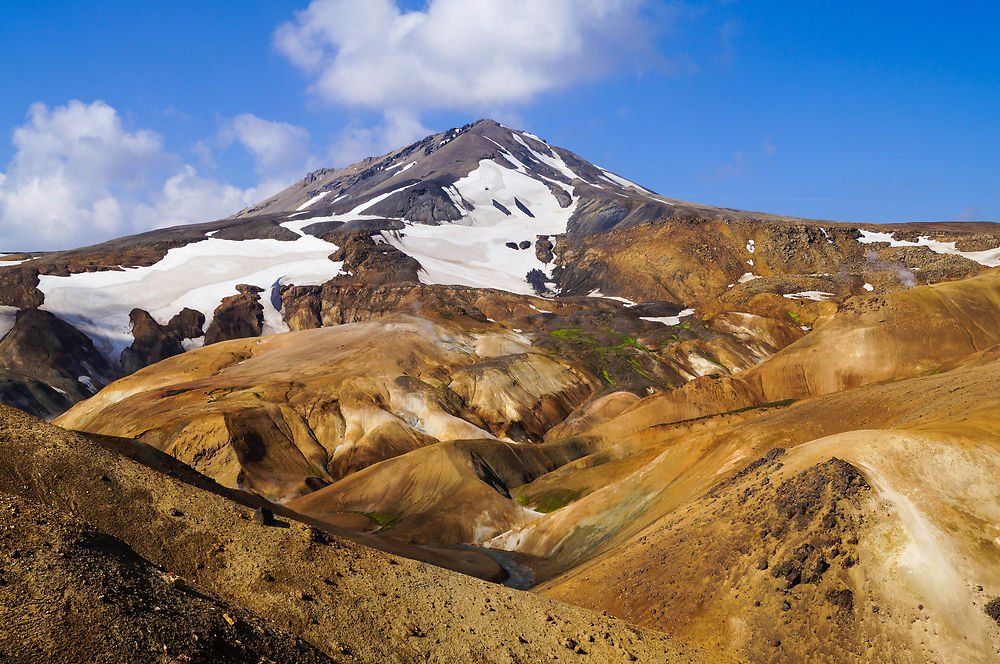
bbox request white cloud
[0,102,317,251]
[222,113,320,188]
[132,166,262,230]
[274,0,657,156]
[329,109,431,166]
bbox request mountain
[1,118,999,416]
[3,119,1000,661]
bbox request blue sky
[1,1,998,250]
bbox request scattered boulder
[535,236,554,263]
[253,507,274,526]
[985,597,1000,625]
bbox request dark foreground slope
[0,404,727,663]
[0,493,332,664]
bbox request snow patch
[599,169,652,193]
[746,239,755,254]
[737,272,760,283]
[295,191,331,211]
[640,308,696,326]
[783,291,834,301]
[863,283,874,292]
[349,182,419,216]
[384,159,576,294]
[587,290,638,307]
[858,230,1000,267]
[511,133,585,183]
[0,306,18,339]
[686,352,724,376]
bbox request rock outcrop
[204,284,264,345]
[120,307,205,374]
[0,309,115,411]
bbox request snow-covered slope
[38,230,344,361]
[4,121,598,373]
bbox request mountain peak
[242,116,651,225]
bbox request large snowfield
[38,232,345,362]
[385,159,575,294]
[32,151,578,366]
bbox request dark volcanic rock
[364,181,464,224]
[168,307,206,340]
[565,186,688,236]
[328,233,421,285]
[630,301,685,317]
[0,309,116,408]
[547,184,573,208]
[210,217,299,242]
[826,588,855,612]
[985,597,1000,625]
[120,307,205,374]
[204,286,264,345]
[121,310,182,375]
[514,198,535,217]
[535,236,554,263]
[0,370,70,418]
[493,200,512,216]
[0,267,43,308]
[300,220,345,239]
[302,218,404,242]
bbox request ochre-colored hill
[0,404,729,663]
[483,276,1000,662]
[741,267,1000,399]
[57,315,594,503]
